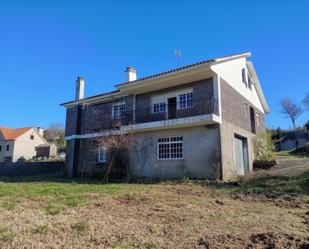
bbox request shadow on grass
[0,171,106,185]
[276,149,309,159]
[210,170,309,196]
[1,168,308,197]
[0,171,164,185]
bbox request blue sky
[0,0,308,129]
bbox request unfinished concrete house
[61,52,269,180]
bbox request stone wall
[0,162,64,177]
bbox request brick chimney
[125,67,137,82]
[75,76,85,100]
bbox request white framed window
[244,103,248,120]
[242,68,247,87]
[157,136,183,160]
[113,103,126,119]
[153,102,166,113]
[256,113,260,127]
[97,147,107,163]
[248,75,252,90]
[178,92,193,109]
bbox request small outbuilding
[35,144,57,159]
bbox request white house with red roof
[0,127,48,163]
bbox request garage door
[234,135,249,175]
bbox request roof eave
[61,91,124,108]
[246,61,270,113]
[115,52,252,91]
[115,61,215,92]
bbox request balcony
[82,98,220,134]
[135,99,218,124]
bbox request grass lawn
[0,159,308,248]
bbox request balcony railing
[135,99,218,124]
[82,98,218,133]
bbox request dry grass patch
[0,163,308,248]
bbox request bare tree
[131,137,156,175]
[302,92,309,112]
[97,131,132,182]
[279,98,303,128]
[44,123,65,149]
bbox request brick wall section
[220,79,265,133]
[65,96,134,136]
[65,106,78,136]
[135,78,215,122]
[136,78,214,109]
[65,79,214,136]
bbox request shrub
[253,132,275,161]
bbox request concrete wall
[129,125,221,179]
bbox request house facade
[62,52,269,180]
[0,127,48,163]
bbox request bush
[253,132,275,161]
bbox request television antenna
[174,50,182,67]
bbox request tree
[97,131,132,182]
[44,123,66,150]
[302,92,309,112]
[253,132,275,161]
[279,98,303,128]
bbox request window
[153,102,166,113]
[244,103,248,120]
[113,104,126,119]
[30,135,34,140]
[158,136,183,160]
[97,147,107,163]
[178,92,193,109]
[0,145,2,152]
[256,113,260,127]
[248,75,252,90]
[6,145,9,151]
[242,68,247,87]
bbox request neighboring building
[273,128,309,151]
[0,127,48,163]
[35,143,58,159]
[61,52,270,180]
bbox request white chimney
[125,67,137,82]
[76,76,85,100]
[36,127,44,136]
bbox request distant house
[62,52,269,180]
[273,128,309,151]
[35,144,57,159]
[0,127,53,163]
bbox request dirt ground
[0,157,308,249]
